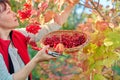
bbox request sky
[76,0,113,14]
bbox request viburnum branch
[78,0,100,10]
[78,2,93,9]
[97,0,100,8]
[90,0,105,20]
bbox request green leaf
[105,31,120,48]
[112,65,120,75]
[103,52,119,67]
[94,74,107,80]
[104,38,113,47]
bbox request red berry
[26,23,41,34]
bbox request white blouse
[9,46,29,80]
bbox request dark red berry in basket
[44,35,60,47]
[43,32,86,49]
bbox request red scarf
[0,30,32,80]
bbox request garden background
[10,0,120,80]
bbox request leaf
[112,65,120,75]
[44,10,55,23]
[103,58,114,68]
[104,38,113,47]
[103,52,119,67]
[94,74,107,80]
[105,31,120,48]
[93,45,107,61]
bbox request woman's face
[0,3,19,29]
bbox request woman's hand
[54,0,79,26]
[33,46,56,63]
[13,46,56,80]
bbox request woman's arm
[12,46,55,80]
[12,57,36,80]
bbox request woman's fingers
[41,45,49,53]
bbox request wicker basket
[40,30,89,53]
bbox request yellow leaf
[104,38,113,47]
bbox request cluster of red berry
[44,33,86,48]
[18,3,32,20]
[26,23,41,34]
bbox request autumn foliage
[15,0,120,80]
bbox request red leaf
[96,21,109,31]
[44,11,55,23]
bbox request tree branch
[78,2,93,9]
[97,0,100,8]
[90,0,105,20]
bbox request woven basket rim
[40,30,89,53]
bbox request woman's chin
[15,22,19,27]
[12,24,19,28]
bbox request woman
[0,0,78,80]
